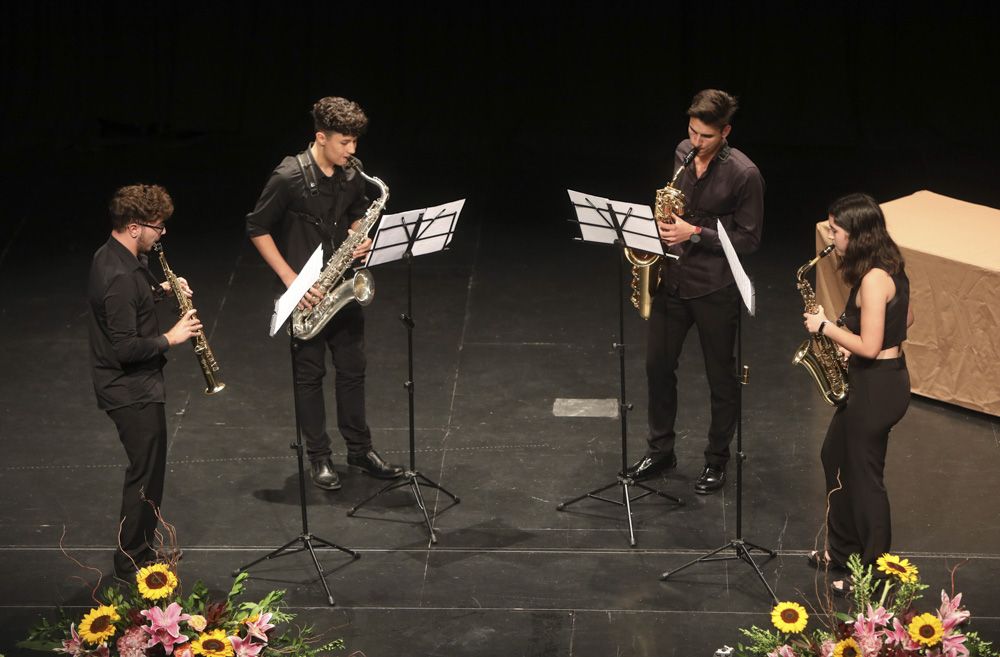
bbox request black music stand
[346,201,464,543]
[557,190,684,547]
[233,247,359,607]
[658,221,777,602]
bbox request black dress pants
[646,284,739,467]
[107,402,167,575]
[293,303,372,462]
[821,356,910,567]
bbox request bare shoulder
[860,267,896,302]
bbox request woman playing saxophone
[802,193,915,595]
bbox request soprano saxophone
[153,242,226,395]
[792,244,848,405]
[290,156,388,341]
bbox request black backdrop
[2,1,999,235]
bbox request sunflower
[191,628,235,657]
[136,563,179,600]
[833,637,861,657]
[877,553,919,583]
[770,601,808,633]
[908,612,944,647]
[78,604,120,644]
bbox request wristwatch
[690,226,702,243]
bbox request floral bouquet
[733,554,999,657]
[19,563,344,657]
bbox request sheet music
[367,199,464,267]
[567,189,671,258]
[717,220,755,316]
[269,245,323,336]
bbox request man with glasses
[87,184,202,578]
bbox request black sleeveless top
[840,266,909,350]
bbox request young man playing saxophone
[88,184,202,578]
[626,89,765,494]
[246,96,403,491]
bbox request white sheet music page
[366,209,423,266]
[716,220,756,316]
[269,245,323,336]
[568,189,616,244]
[414,199,464,256]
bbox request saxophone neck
[797,244,836,280]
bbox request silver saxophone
[290,156,388,340]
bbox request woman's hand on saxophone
[803,305,830,334]
[165,309,203,346]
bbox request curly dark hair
[109,184,174,231]
[687,89,739,128]
[312,96,368,136]
[829,192,904,287]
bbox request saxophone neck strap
[296,150,320,197]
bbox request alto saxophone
[290,156,388,341]
[792,244,848,405]
[626,146,699,319]
[153,242,226,395]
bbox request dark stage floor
[1,143,998,657]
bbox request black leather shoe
[624,453,677,481]
[348,450,404,479]
[694,465,726,494]
[310,459,342,490]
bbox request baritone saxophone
[625,146,699,319]
[153,242,226,395]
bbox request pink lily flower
[228,634,265,657]
[140,602,191,655]
[56,623,84,656]
[883,617,921,651]
[942,631,970,657]
[244,612,275,642]
[766,646,796,657]
[938,591,971,632]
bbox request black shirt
[659,139,765,298]
[245,146,370,279]
[841,267,910,350]
[88,237,170,411]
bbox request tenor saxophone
[290,156,388,341]
[792,244,848,405]
[626,146,699,319]
[153,242,226,395]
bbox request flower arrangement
[733,554,999,657]
[19,564,344,657]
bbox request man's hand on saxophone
[165,309,203,347]
[159,277,193,299]
[349,223,373,261]
[657,211,699,246]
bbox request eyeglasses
[136,222,165,235]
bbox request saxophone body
[626,147,699,319]
[290,156,388,341]
[792,244,848,406]
[153,243,225,395]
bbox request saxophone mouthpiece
[682,147,700,166]
[820,244,836,257]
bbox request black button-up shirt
[245,146,370,281]
[660,139,765,298]
[88,237,170,411]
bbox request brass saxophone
[290,156,388,340]
[792,244,848,405]
[626,146,699,319]
[153,242,226,395]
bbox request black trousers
[293,303,371,462]
[645,284,739,467]
[107,402,167,575]
[822,356,910,567]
